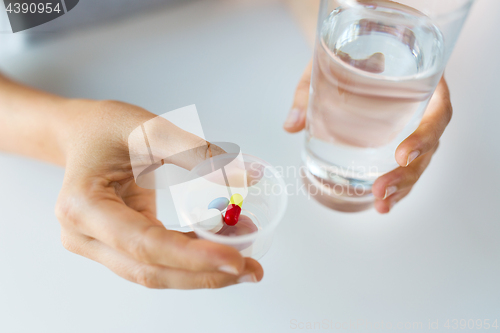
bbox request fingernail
[406,150,420,167]
[238,273,258,284]
[218,265,239,276]
[383,186,397,200]
[284,108,302,128]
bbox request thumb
[284,60,312,133]
[128,114,226,176]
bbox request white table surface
[0,0,499,332]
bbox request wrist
[50,97,82,166]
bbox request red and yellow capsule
[224,194,243,226]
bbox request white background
[0,0,498,332]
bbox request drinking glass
[302,0,474,212]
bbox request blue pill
[208,197,229,211]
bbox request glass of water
[302,0,474,212]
